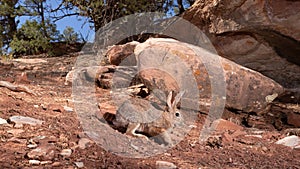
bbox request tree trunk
[177,0,185,14]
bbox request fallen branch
[0,81,37,96]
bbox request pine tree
[0,0,20,53]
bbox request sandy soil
[0,55,299,168]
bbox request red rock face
[135,38,284,113]
[183,0,300,88]
[106,42,138,66]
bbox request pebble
[52,162,61,167]
[63,106,73,112]
[40,161,52,165]
[74,162,84,168]
[9,116,44,126]
[27,144,38,148]
[78,138,93,149]
[60,149,72,157]
[0,118,7,125]
[212,119,244,131]
[156,161,177,169]
[27,144,56,160]
[276,135,300,148]
[29,160,41,165]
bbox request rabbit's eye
[175,112,180,117]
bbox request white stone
[276,135,300,148]
[27,144,38,148]
[60,149,72,157]
[29,160,41,165]
[14,58,47,64]
[9,116,44,126]
[74,162,84,168]
[156,161,177,169]
[78,138,93,149]
[40,161,52,165]
[0,118,7,125]
[63,106,73,112]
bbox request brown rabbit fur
[113,91,184,145]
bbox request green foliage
[61,26,79,43]
[66,0,169,30]
[10,20,60,55]
[65,0,195,31]
[0,0,19,53]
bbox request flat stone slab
[13,58,47,64]
[276,135,300,148]
[9,116,44,126]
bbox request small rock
[74,162,84,168]
[0,118,7,125]
[27,144,38,148]
[60,149,72,157]
[156,161,177,169]
[212,119,244,131]
[78,138,93,149]
[33,105,39,108]
[27,144,56,160]
[276,135,300,148]
[107,42,138,66]
[63,106,73,112]
[9,116,44,126]
[52,162,61,167]
[29,160,41,165]
[40,161,52,165]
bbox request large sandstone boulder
[134,38,284,113]
[106,41,139,66]
[183,0,300,88]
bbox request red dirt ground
[0,55,299,168]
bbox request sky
[16,0,186,43]
[17,0,95,42]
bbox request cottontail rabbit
[112,91,185,145]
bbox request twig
[0,81,37,96]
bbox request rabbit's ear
[173,90,185,108]
[167,91,173,110]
